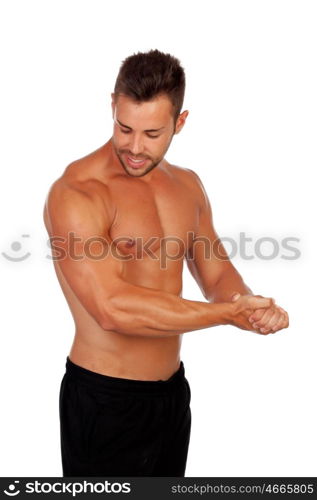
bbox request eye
[146,134,160,139]
[120,128,131,134]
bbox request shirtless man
[43,49,289,477]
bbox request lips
[126,155,148,169]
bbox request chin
[124,160,158,177]
[126,167,151,177]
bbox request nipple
[125,238,136,248]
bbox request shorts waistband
[64,356,185,394]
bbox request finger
[253,308,275,329]
[255,295,275,304]
[272,313,287,332]
[231,292,241,302]
[276,308,289,328]
[249,308,267,322]
[259,310,282,333]
[281,312,289,329]
[277,306,288,317]
[248,297,274,309]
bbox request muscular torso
[44,140,200,380]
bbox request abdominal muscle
[54,259,183,381]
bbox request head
[111,49,189,177]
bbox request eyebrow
[116,118,165,133]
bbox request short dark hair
[113,49,185,121]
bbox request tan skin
[43,93,289,381]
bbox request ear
[174,110,189,134]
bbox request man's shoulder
[168,164,205,195]
[44,158,112,234]
[168,163,200,182]
[45,170,92,213]
[167,164,210,215]
[63,148,106,187]
[44,177,112,240]
[48,147,110,202]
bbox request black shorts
[59,356,192,477]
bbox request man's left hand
[231,293,289,334]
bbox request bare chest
[108,178,199,260]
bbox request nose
[128,134,144,156]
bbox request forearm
[107,280,231,337]
[206,267,253,303]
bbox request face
[111,93,188,178]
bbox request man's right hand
[228,294,275,334]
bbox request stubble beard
[112,130,175,178]
[116,152,161,177]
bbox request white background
[1,0,316,477]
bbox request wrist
[215,301,234,326]
[223,301,235,325]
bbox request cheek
[113,129,124,143]
[147,144,164,160]
[113,133,130,151]
[149,137,170,155]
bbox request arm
[44,180,236,338]
[210,268,253,303]
[185,170,289,334]
[185,169,253,303]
